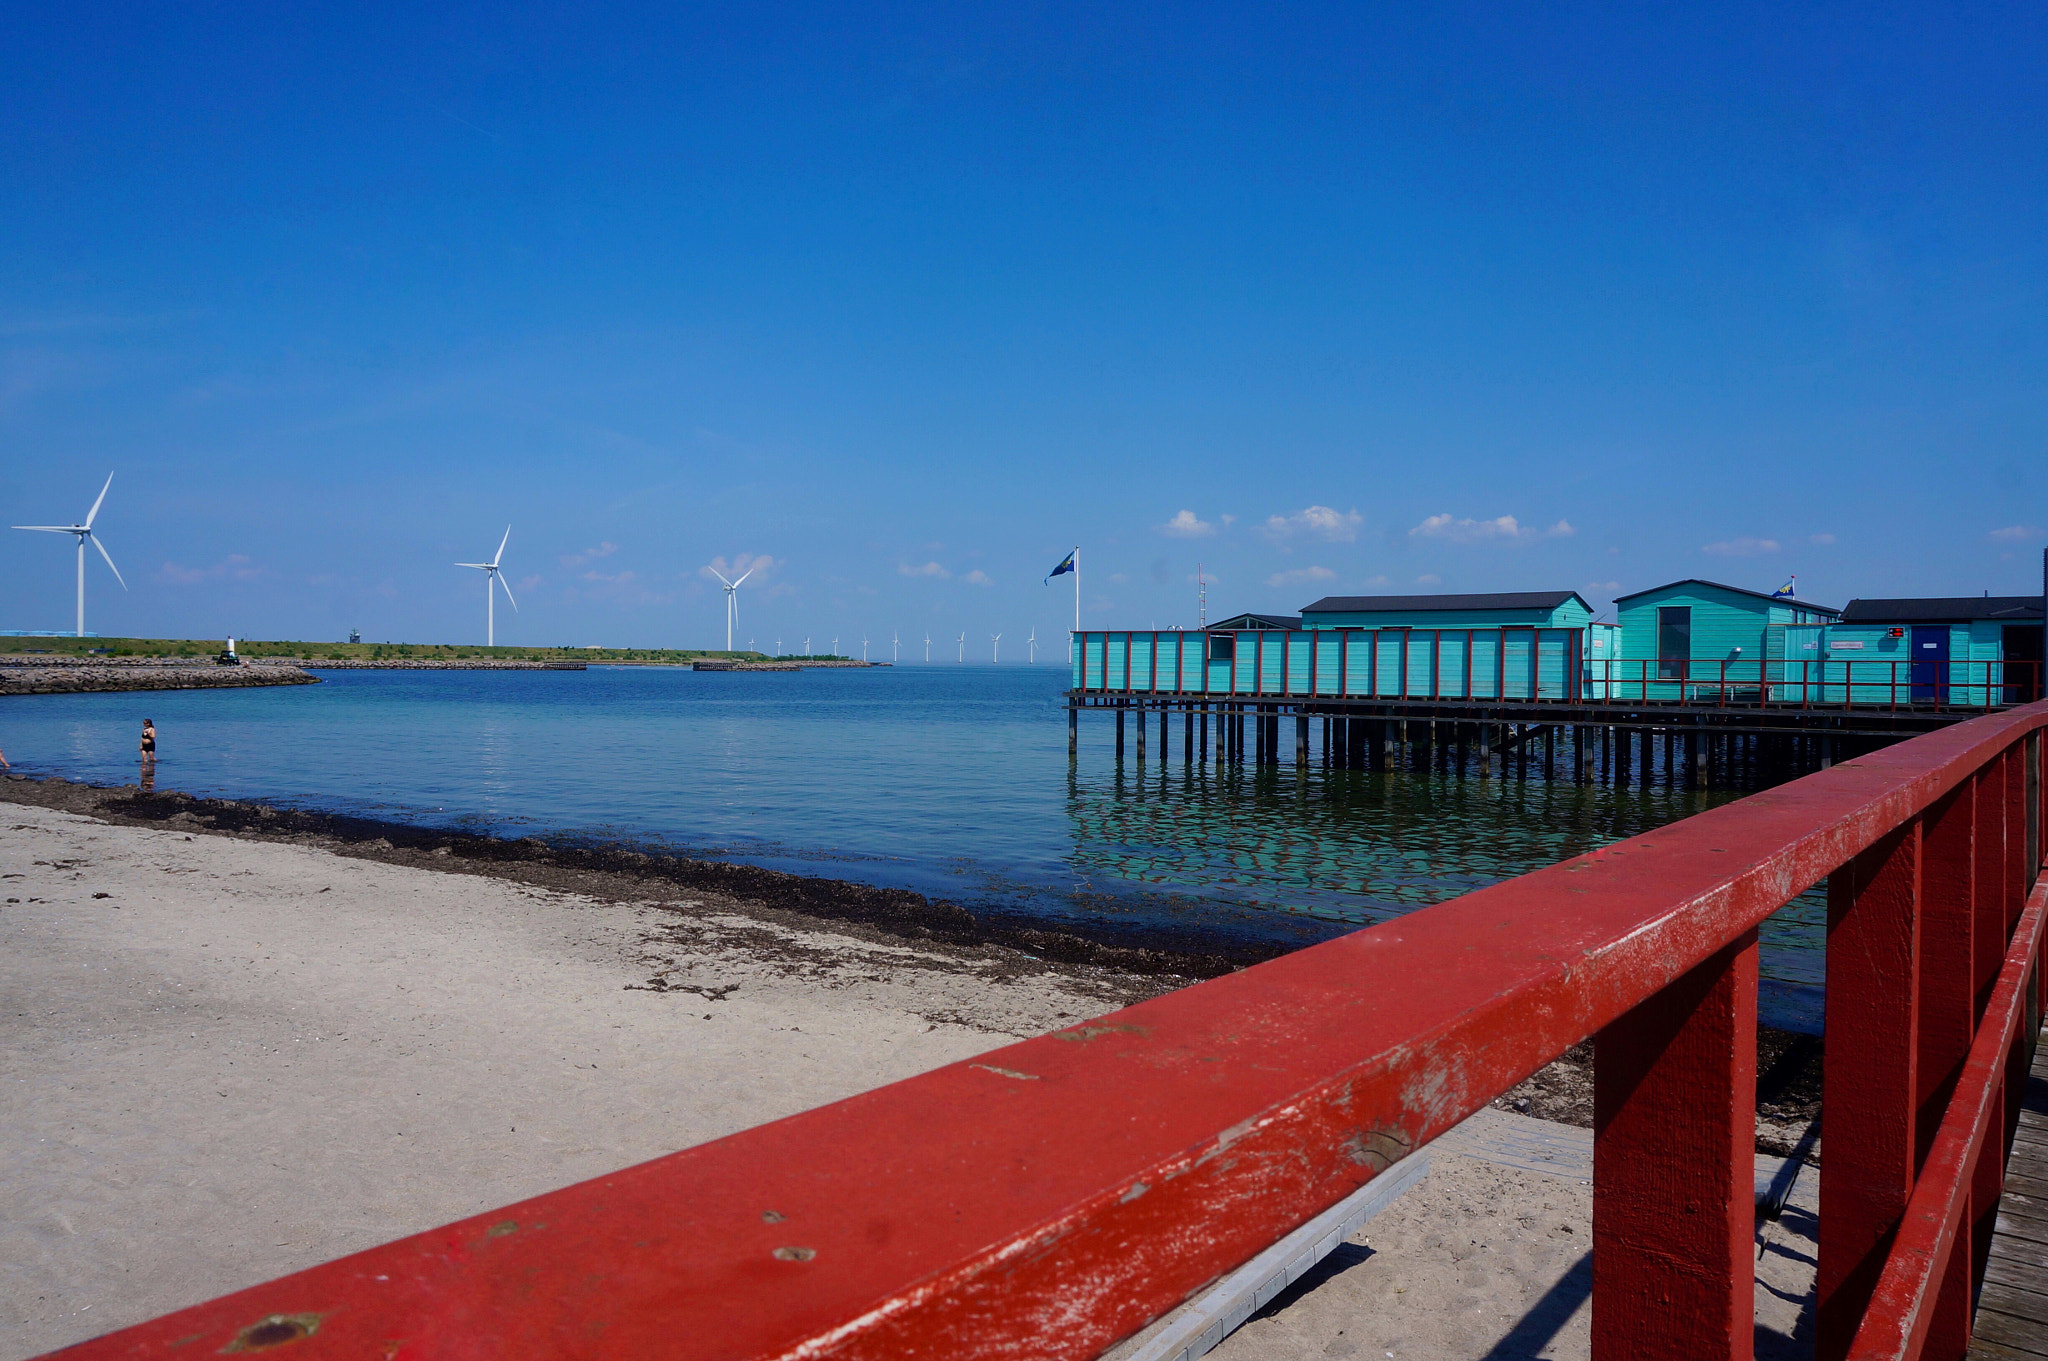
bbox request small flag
[1045,550,1076,582]
[1770,576,1796,599]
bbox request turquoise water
[0,665,1823,1026]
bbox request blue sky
[3,3,2044,649]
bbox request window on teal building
[1658,607,1691,679]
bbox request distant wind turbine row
[13,477,1051,652]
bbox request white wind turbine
[923,633,931,663]
[860,634,869,662]
[1028,628,1037,663]
[991,633,1001,663]
[707,565,754,652]
[454,527,517,646]
[956,632,966,663]
[13,472,127,637]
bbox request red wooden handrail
[43,705,2048,1361]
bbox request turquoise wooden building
[1808,597,2045,707]
[1611,580,1841,700]
[1298,590,1594,631]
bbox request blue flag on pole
[1770,576,1796,599]
[1046,550,1076,582]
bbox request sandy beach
[1,783,1817,1359]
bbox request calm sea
[0,664,1824,1029]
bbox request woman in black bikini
[140,719,156,762]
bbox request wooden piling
[1115,706,1126,761]
[1068,704,1078,757]
[1296,714,1310,767]
[1136,702,1147,761]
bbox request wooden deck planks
[1970,1030,2048,1359]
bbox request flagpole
[1073,547,1081,633]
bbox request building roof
[1298,590,1589,615]
[1209,612,1301,630]
[1611,578,1841,615]
[1839,596,2045,624]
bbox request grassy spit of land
[1,637,853,664]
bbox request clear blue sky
[3,3,2043,649]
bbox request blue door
[1910,626,1949,703]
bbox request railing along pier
[41,704,2048,1361]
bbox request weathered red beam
[1844,872,2044,1360]
[42,704,2048,1361]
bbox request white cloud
[1107,572,1130,584]
[1264,566,1336,588]
[159,554,265,585]
[1157,509,1216,538]
[1263,505,1363,542]
[1408,513,1571,544]
[559,541,618,569]
[898,561,950,579]
[1989,524,2042,542]
[517,575,542,591]
[1416,573,1442,585]
[1809,533,1837,546]
[1362,574,1390,586]
[1701,538,1780,557]
[963,569,993,586]
[1586,580,1620,593]
[701,553,777,581]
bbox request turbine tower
[1028,628,1037,663]
[956,632,966,663]
[13,472,126,637]
[991,633,1001,663]
[707,565,754,652]
[892,630,899,662]
[923,633,931,663]
[860,634,869,662]
[454,527,517,646]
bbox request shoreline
[0,771,1825,1156]
[0,663,318,696]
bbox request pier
[1065,624,2045,787]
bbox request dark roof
[1611,578,1841,615]
[1840,596,2044,624]
[1299,590,1589,615]
[1210,612,1301,630]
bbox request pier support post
[1478,724,1490,777]
[1295,713,1310,767]
[1594,930,1759,1361]
[1068,703,1078,757]
[1184,709,1194,764]
[1364,720,1383,771]
[1199,707,1209,763]
[1543,725,1555,781]
[1159,706,1169,763]
[1136,703,1147,761]
[1615,728,1630,786]
[1115,706,1126,761]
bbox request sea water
[0,664,1824,1029]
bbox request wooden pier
[1975,1029,2048,1358]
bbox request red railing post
[1818,822,1924,1360]
[1592,931,1758,1361]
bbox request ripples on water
[0,664,1824,1026]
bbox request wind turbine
[892,630,899,662]
[454,527,517,646]
[860,634,869,662]
[1028,628,1037,663]
[956,633,966,663]
[13,472,126,637]
[832,636,839,658]
[707,565,754,652]
[924,633,931,663]
[991,633,1001,663]
[803,636,811,655]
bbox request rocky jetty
[0,661,319,696]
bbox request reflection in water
[139,755,155,793]
[1065,759,1826,994]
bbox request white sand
[0,804,1126,1357]
[1,802,1816,1360]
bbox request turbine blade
[709,568,733,587]
[85,472,114,529]
[90,532,127,590]
[733,568,754,587]
[13,525,79,533]
[493,526,511,568]
[455,562,488,569]
[497,573,518,612]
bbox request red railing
[44,705,2048,1361]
